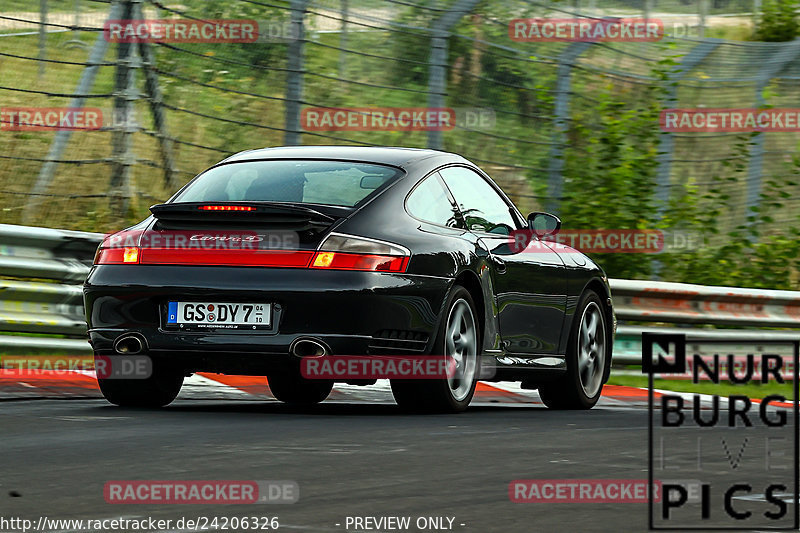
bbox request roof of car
[221,145,468,168]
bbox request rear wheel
[267,371,333,405]
[391,286,479,413]
[97,356,184,408]
[538,290,608,409]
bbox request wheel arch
[580,277,615,383]
[453,270,486,345]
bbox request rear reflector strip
[138,248,315,267]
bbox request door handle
[489,255,507,274]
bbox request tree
[752,0,799,41]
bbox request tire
[267,370,333,405]
[391,285,480,413]
[97,356,184,408]
[539,289,609,410]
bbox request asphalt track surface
[1,378,796,533]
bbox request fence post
[284,0,309,146]
[426,0,481,151]
[339,0,348,78]
[745,40,800,224]
[22,0,122,224]
[545,42,591,215]
[38,0,47,79]
[133,2,176,189]
[698,0,708,38]
[109,0,139,216]
[655,41,719,215]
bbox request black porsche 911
[84,146,615,413]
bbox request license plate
[166,302,271,329]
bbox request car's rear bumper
[84,265,451,372]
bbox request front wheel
[538,290,609,409]
[391,286,480,413]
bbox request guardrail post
[545,42,591,215]
[284,0,310,146]
[426,0,481,151]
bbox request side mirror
[360,175,386,190]
[527,212,561,238]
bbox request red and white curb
[0,368,660,407]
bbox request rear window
[172,160,404,207]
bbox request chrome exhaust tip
[113,334,146,355]
[290,338,329,357]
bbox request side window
[439,166,518,235]
[406,174,460,227]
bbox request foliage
[660,138,800,289]
[557,55,673,279]
[752,0,800,41]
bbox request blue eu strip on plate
[167,301,178,323]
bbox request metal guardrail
[1,224,798,357]
[610,278,800,328]
[612,326,800,365]
[0,224,101,351]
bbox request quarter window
[439,166,518,235]
[406,174,459,227]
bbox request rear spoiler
[150,202,338,225]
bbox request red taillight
[95,247,140,264]
[311,233,410,273]
[94,230,144,265]
[198,205,256,212]
[310,251,409,272]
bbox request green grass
[609,373,795,400]
[0,0,107,13]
